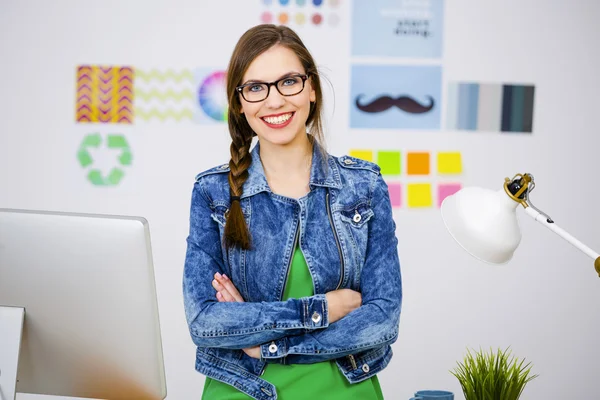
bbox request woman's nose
[263,86,285,109]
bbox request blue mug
[409,390,454,400]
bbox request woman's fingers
[212,279,234,302]
[214,273,244,302]
[218,286,236,302]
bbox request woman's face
[238,44,316,148]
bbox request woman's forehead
[242,45,304,82]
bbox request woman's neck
[259,134,313,198]
[259,135,313,178]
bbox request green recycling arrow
[77,133,132,186]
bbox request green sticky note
[377,151,401,175]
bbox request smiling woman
[183,24,402,400]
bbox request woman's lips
[260,112,295,129]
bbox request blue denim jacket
[183,141,402,400]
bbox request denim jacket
[183,141,402,400]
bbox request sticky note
[407,152,430,175]
[377,151,401,175]
[349,149,373,162]
[437,183,462,207]
[437,152,462,174]
[407,183,432,208]
[387,182,402,208]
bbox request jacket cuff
[302,294,329,329]
[260,338,288,362]
[260,295,328,361]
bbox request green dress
[201,247,384,399]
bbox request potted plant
[451,347,538,400]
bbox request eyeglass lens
[242,76,305,102]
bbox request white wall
[1,1,599,399]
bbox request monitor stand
[0,306,24,400]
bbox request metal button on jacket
[268,342,278,353]
[353,211,362,223]
[311,311,322,324]
[362,363,370,373]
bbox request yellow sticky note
[407,183,433,208]
[437,152,462,174]
[349,150,373,162]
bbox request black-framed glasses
[236,74,309,103]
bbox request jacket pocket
[210,206,228,227]
[338,202,374,228]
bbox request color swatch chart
[349,149,463,209]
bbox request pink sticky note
[387,183,402,208]
[437,183,462,207]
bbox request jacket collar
[241,139,342,199]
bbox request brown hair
[224,24,325,249]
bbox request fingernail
[217,292,222,298]
[223,274,228,280]
[216,272,222,278]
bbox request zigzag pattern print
[134,69,194,122]
[76,66,134,124]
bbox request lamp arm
[523,206,600,277]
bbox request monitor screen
[0,209,167,400]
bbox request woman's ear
[309,77,316,103]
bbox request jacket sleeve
[259,173,402,363]
[183,180,330,350]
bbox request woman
[183,24,402,400]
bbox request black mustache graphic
[355,94,435,114]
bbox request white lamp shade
[440,187,523,264]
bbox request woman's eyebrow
[241,71,303,85]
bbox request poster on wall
[351,0,444,58]
[135,69,195,123]
[350,64,442,129]
[194,68,228,124]
[446,82,535,133]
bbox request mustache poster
[350,65,442,129]
[355,95,435,114]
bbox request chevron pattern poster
[76,66,134,124]
[134,69,194,122]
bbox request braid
[224,127,252,249]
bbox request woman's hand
[212,273,261,359]
[325,289,362,323]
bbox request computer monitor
[0,209,167,400]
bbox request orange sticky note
[437,152,462,174]
[407,152,430,175]
[407,183,433,208]
[349,150,373,162]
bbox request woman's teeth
[263,113,293,124]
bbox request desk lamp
[440,173,600,277]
